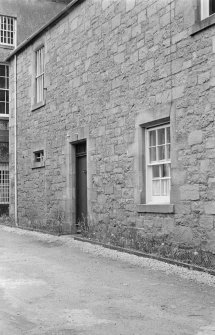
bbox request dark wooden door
[76,142,87,228]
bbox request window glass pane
[0,77,5,89]
[149,147,156,162]
[6,102,9,114]
[6,90,9,102]
[166,144,170,159]
[0,102,5,114]
[152,165,159,178]
[149,130,156,146]
[161,180,169,196]
[158,145,165,160]
[5,77,8,89]
[5,66,8,77]
[160,164,167,177]
[0,65,5,77]
[152,180,160,196]
[166,127,170,143]
[0,90,5,102]
[157,128,165,145]
[34,150,44,162]
[209,0,215,15]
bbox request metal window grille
[36,47,44,103]
[0,65,9,115]
[0,163,9,204]
[0,16,16,46]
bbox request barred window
[36,47,44,103]
[146,124,171,204]
[0,16,16,46]
[0,163,9,204]
[0,65,9,115]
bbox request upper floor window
[0,15,16,47]
[0,65,9,116]
[146,124,171,204]
[35,46,44,104]
[201,0,215,20]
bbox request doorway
[75,141,87,230]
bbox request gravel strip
[1,225,215,287]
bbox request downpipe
[14,54,18,226]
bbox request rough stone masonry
[8,0,215,252]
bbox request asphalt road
[0,227,215,335]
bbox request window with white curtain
[146,124,171,204]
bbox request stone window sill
[191,14,215,35]
[0,115,9,120]
[137,204,174,214]
[32,162,45,169]
[0,44,14,50]
[31,100,45,112]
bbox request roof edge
[6,0,83,62]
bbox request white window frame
[0,163,9,204]
[0,15,16,47]
[35,46,44,104]
[0,64,9,117]
[145,124,171,204]
[201,0,215,20]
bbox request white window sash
[146,124,171,204]
[201,0,209,19]
[35,47,44,103]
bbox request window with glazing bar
[146,124,171,204]
[35,46,44,103]
[0,163,9,204]
[0,15,16,47]
[0,65,9,115]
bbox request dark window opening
[34,150,44,163]
[209,0,215,15]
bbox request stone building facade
[0,0,69,214]
[7,0,215,251]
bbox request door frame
[65,126,94,234]
[75,140,87,230]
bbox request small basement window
[32,150,45,168]
[34,150,44,163]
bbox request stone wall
[9,0,215,250]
